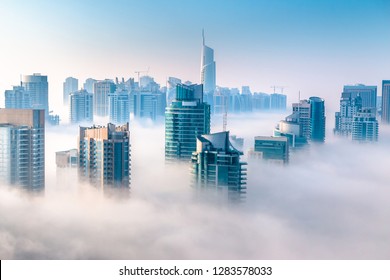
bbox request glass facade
[165,84,210,161]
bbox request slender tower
[200,30,216,95]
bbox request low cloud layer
[1,113,389,259]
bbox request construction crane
[134,67,150,83]
[270,85,287,94]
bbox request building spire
[202,28,205,46]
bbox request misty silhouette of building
[22,74,49,118]
[70,89,93,124]
[343,84,377,110]
[381,80,390,124]
[108,90,130,124]
[334,92,362,136]
[78,123,131,192]
[131,90,166,121]
[0,109,45,191]
[270,93,287,111]
[63,77,78,106]
[83,78,97,93]
[249,136,289,164]
[5,86,31,109]
[165,83,210,161]
[56,149,78,168]
[93,80,116,117]
[200,30,216,95]
[352,108,379,142]
[191,131,247,202]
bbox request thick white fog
[0,113,389,259]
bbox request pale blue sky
[0,0,389,111]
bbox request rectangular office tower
[343,84,377,110]
[165,83,210,161]
[22,74,49,117]
[0,109,45,191]
[108,90,130,124]
[334,93,362,136]
[5,86,31,109]
[93,80,116,117]
[70,90,93,124]
[382,80,390,124]
[78,123,130,192]
[352,108,379,142]
[191,131,247,202]
[250,136,289,164]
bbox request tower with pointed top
[200,30,216,95]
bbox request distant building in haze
[352,108,379,142]
[22,73,49,118]
[69,89,93,124]
[200,30,216,95]
[270,93,287,111]
[165,83,210,161]
[83,78,97,93]
[191,131,247,202]
[0,109,45,191]
[5,86,31,109]
[93,80,116,117]
[292,99,311,139]
[334,92,362,136]
[56,149,78,168]
[63,77,78,106]
[343,84,377,110]
[381,80,390,124]
[78,123,130,192]
[108,90,130,124]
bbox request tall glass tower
[200,30,216,94]
[22,73,49,118]
[309,97,326,142]
[0,109,45,191]
[191,131,247,202]
[165,83,210,161]
[381,80,390,124]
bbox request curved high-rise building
[200,30,216,94]
[309,97,326,142]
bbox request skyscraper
[292,99,311,139]
[191,131,247,202]
[78,123,130,192]
[165,83,210,161]
[0,109,45,191]
[63,77,78,106]
[270,93,287,111]
[309,97,326,142]
[334,92,362,136]
[381,80,390,124]
[343,84,377,109]
[93,80,116,117]
[22,73,49,117]
[352,108,379,142]
[69,89,93,124]
[83,78,97,93]
[108,90,130,124]
[200,30,216,95]
[5,86,31,109]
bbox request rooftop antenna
[20,74,22,86]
